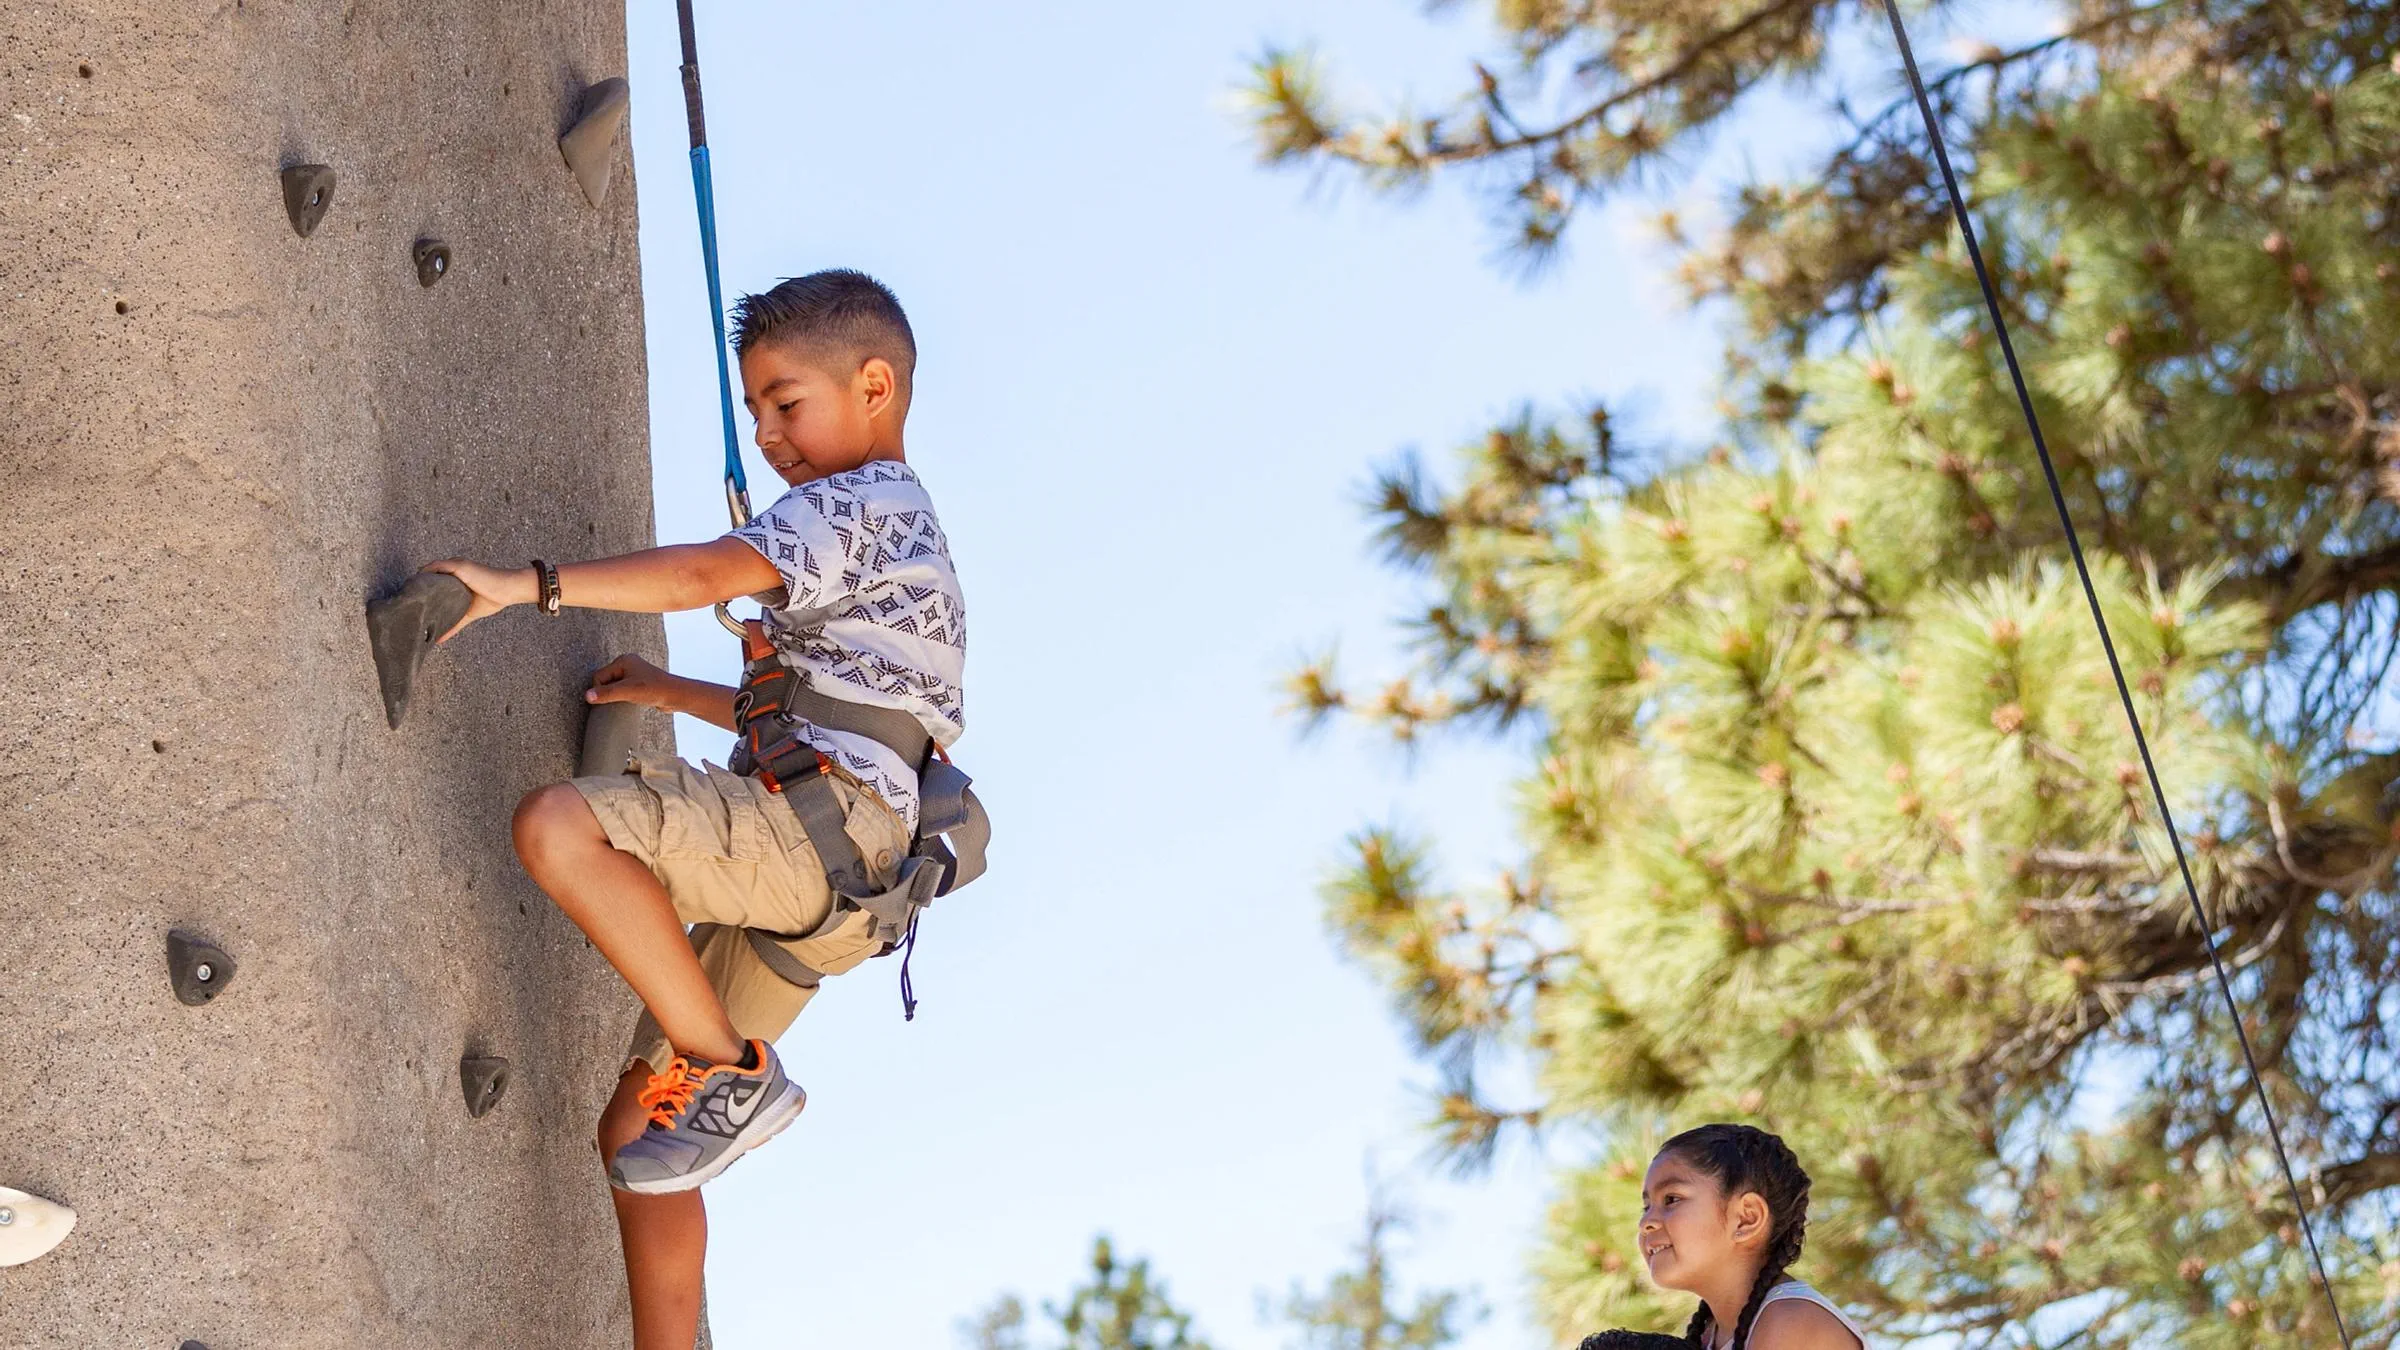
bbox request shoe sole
[613,1080,808,1196]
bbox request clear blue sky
[618,3,2055,1345]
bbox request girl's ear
[1729,1190,1773,1247]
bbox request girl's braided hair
[1659,1123,1812,1350]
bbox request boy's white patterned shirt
[726,460,964,828]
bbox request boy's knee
[513,782,597,865]
[597,1064,652,1158]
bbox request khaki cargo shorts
[570,754,913,1074]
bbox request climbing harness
[1880,4,2354,1341]
[723,614,991,1018]
[673,1,991,1017]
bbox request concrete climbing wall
[1,4,672,1345]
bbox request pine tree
[967,1210,1472,1350]
[1275,1189,1479,1349]
[1247,2,2400,1345]
[966,1238,1216,1350]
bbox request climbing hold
[0,1187,76,1268]
[558,77,630,208]
[578,700,641,779]
[166,929,236,1006]
[365,572,472,730]
[279,163,336,238]
[181,1343,210,1350]
[460,1055,511,1119]
[413,238,452,289]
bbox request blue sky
[617,2,2058,1345]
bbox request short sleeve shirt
[726,460,965,827]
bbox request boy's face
[739,342,899,485]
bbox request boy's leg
[513,783,745,1066]
[600,1066,708,1350]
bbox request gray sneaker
[608,1039,808,1195]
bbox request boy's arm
[424,538,781,643]
[586,654,740,732]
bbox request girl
[1613,1123,1869,1350]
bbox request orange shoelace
[637,1057,708,1129]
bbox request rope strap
[1879,4,2353,1342]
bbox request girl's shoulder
[1754,1281,1867,1350]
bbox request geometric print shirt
[726,459,965,829]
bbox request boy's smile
[738,342,906,485]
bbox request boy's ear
[857,356,899,416]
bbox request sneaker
[607,1039,808,1195]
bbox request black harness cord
[1876,3,2355,1343]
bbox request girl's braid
[1655,1124,1814,1350]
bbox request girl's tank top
[1754,1280,1868,1347]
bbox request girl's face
[1637,1150,1766,1294]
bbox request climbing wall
[0,3,672,1345]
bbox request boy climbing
[414,270,971,1350]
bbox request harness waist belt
[777,682,932,767]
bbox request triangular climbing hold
[460,1055,511,1119]
[578,699,641,778]
[414,237,452,289]
[558,77,631,208]
[166,929,236,1007]
[280,163,336,238]
[365,572,472,730]
[0,1186,76,1268]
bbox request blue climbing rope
[678,0,754,639]
[677,0,748,532]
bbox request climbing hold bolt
[166,930,237,1007]
[578,698,641,779]
[365,572,473,730]
[558,77,631,208]
[279,163,336,238]
[414,238,452,289]
[460,1055,512,1119]
[0,1186,75,1267]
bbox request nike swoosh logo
[723,1080,766,1128]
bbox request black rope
[1876,4,2355,1343]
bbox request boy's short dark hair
[730,269,917,394]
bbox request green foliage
[1276,1190,1481,1349]
[968,1208,1474,1350]
[1252,2,2400,1346]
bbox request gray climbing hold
[280,163,336,237]
[166,929,236,1007]
[460,1055,511,1118]
[578,699,641,778]
[414,238,452,288]
[365,572,473,730]
[181,1343,210,1350]
[558,77,630,208]
[0,1186,75,1267]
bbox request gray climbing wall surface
[1,3,673,1345]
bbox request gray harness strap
[742,927,824,989]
